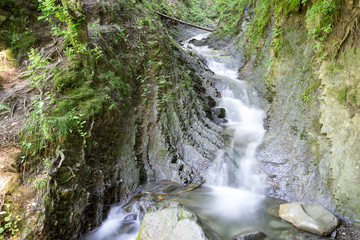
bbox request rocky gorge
[0,0,360,239]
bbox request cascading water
[84,205,140,240]
[84,32,324,240]
[84,32,268,239]
[178,32,268,235]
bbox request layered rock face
[232,8,360,221]
[39,2,224,239]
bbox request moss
[215,0,249,36]
[274,0,301,17]
[305,0,341,40]
[0,0,39,59]
[337,88,347,103]
[149,0,216,25]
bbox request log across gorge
[154,11,215,32]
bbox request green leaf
[4,216,11,222]
[0,103,10,112]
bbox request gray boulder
[137,207,222,240]
[279,202,339,236]
[232,229,267,240]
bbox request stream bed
[83,32,330,240]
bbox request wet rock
[189,38,207,46]
[331,229,337,238]
[60,189,75,200]
[265,197,287,218]
[232,229,267,240]
[137,207,221,240]
[119,221,138,234]
[213,108,226,119]
[279,202,339,236]
[123,213,137,223]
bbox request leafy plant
[337,88,347,103]
[138,75,151,104]
[300,88,310,102]
[305,0,340,41]
[0,203,21,239]
[27,48,52,90]
[0,103,10,112]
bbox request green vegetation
[216,0,250,35]
[349,91,357,105]
[0,103,10,112]
[271,26,285,56]
[0,0,38,60]
[0,203,21,239]
[356,204,360,222]
[305,0,340,41]
[338,88,347,104]
[300,88,310,103]
[143,0,216,25]
[215,0,341,56]
[274,0,302,17]
[19,1,132,159]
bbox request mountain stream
[83,32,328,240]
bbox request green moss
[145,0,216,25]
[337,88,347,104]
[305,0,341,40]
[216,0,249,36]
[274,0,301,16]
[0,0,38,59]
[250,0,272,41]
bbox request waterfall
[84,32,268,240]
[184,33,266,219]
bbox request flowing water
[84,32,327,240]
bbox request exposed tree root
[336,11,360,55]
[60,166,76,184]
[48,146,65,176]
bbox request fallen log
[155,11,214,32]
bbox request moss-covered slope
[0,0,222,239]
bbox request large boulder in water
[137,206,221,240]
[279,202,339,236]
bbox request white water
[186,33,266,219]
[83,203,141,240]
[85,32,267,240]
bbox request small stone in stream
[331,230,337,238]
[279,202,339,236]
[189,38,207,46]
[232,229,267,240]
[123,213,137,223]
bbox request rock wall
[38,1,224,239]
[229,7,360,221]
